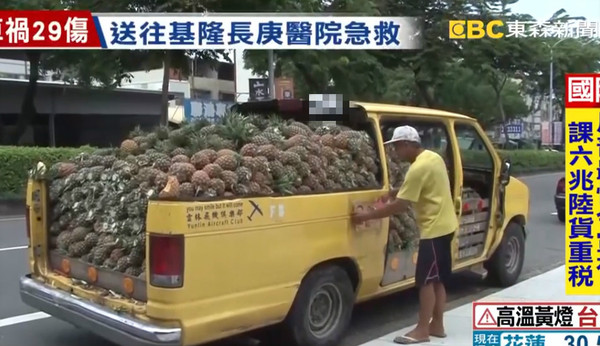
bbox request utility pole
[268,50,275,99]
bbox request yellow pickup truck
[20,100,529,346]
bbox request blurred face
[392,141,413,161]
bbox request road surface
[0,172,564,346]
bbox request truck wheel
[485,223,525,287]
[557,211,565,223]
[280,265,355,346]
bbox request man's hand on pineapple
[351,198,410,226]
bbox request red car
[555,177,565,222]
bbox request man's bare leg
[429,282,447,337]
[402,283,435,341]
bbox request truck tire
[277,265,355,346]
[557,211,565,223]
[485,222,525,287]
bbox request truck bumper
[20,275,182,346]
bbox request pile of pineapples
[385,145,420,252]
[45,113,382,278]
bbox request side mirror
[500,159,511,186]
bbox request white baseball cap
[384,126,421,145]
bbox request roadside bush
[0,146,95,198]
[498,149,564,174]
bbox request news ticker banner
[565,73,600,296]
[0,11,422,50]
[473,302,600,346]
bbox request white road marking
[0,217,25,222]
[0,312,50,328]
[0,245,28,252]
[551,212,558,216]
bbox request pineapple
[120,139,139,155]
[240,143,258,157]
[268,160,285,179]
[334,133,350,149]
[248,181,261,195]
[233,184,250,196]
[92,243,116,265]
[216,149,235,157]
[71,226,90,242]
[125,266,143,277]
[190,149,216,169]
[57,230,74,251]
[307,155,323,172]
[302,174,320,190]
[202,163,223,179]
[67,241,90,257]
[137,167,160,184]
[171,147,188,157]
[214,154,239,171]
[253,156,270,175]
[221,170,238,189]
[256,145,279,160]
[279,151,302,166]
[252,171,271,186]
[261,131,285,146]
[155,172,169,190]
[115,256,132,272]
[235,166,253,183]
[208,179,226,196]
[179,182,196,198]
[103,258,117,269]
[168,162,195,183]
[284,134,310,149]
[298,185,312,194]
[326,166,341,183]
[191,170,211,190]
[158,176,180,199]
[110,248,126,262]
[296,162,311,178]
[102,156,116,169]
[320,134,335,147]
[241,156,257,172]
[51,162,77,178]
[250,135,270,146]
[172,154,190,163]
[153,157,171,172]
[198,124,222,137]
[287,146,309,160]
[282,124,310,138]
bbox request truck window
[380,119,454,192]
[455,122,494,170]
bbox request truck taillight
[557,179,565,194]
[25,205,31,242]
[149,234,184,288]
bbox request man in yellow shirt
[351,126,458,344]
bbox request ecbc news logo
[449,20,504,39]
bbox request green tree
[436,65,528,128]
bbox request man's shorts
[415,232,454,287]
